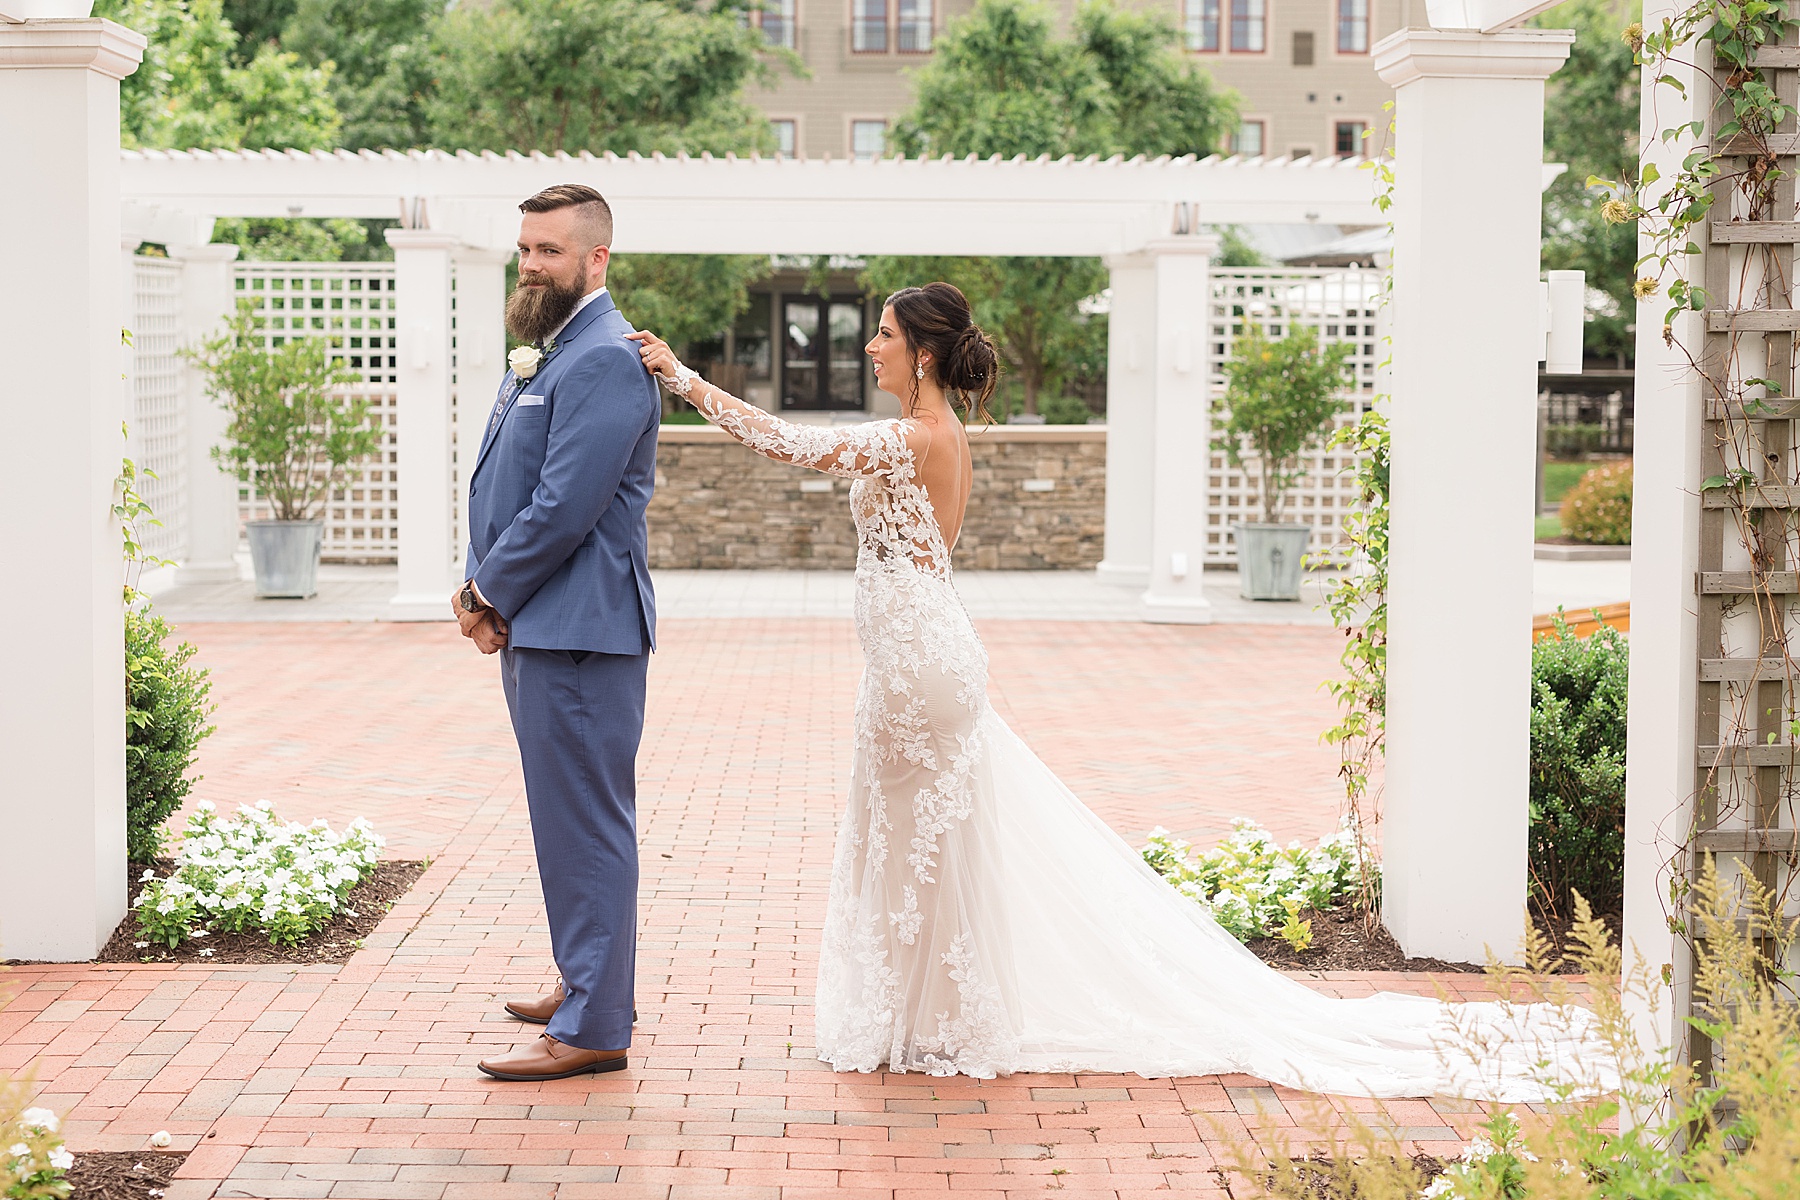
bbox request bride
[627,283,1606,1101]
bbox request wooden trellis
[1691,36,1800,1080]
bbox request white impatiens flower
[19,1108,59,1134]
[48,1147,73,1171]
[8,1143,29,1158]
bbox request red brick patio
[3,619,1533,1198]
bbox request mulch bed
[1244,902,1623,975]
[90,860,428,967]
[1265,1151,1447,1197]
[1245,906,1484,974]
[67,1150,188,1200]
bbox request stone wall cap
[657,422,1106,444]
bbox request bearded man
[453,183,659,1080]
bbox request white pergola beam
[120,149,1384,254]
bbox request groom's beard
[506,267,589,344]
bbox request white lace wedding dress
[676,383,1611,1101]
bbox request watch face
[461,588,477,612]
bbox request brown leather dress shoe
[477,1034,627,1081]
[505,981,637,1026]
[504,980,564,1025]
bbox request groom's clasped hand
[450,583,509,654]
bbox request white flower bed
[134,800,383,948]
[1140,818,1369,942]
[2,1102,72,1198]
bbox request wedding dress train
[678,389,1610,1101]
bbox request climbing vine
[1315,103,1395,924]
[1594,0,1800,989]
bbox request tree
[873,0,1237,413]
[100,0,341,151]
[890,0,1235,160]
[1536,0,1639,365]
[209,217,377,261]
[606,254,772,351]
[426,0,788,157]
[425,0,791,355]
[280,0,439,150]
[859,255,1108,416]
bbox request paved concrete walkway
[2,620,1571,1199]
[139,561,1630,626]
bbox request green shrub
[1545,421,1606,458]
[1528,612,1627,918]
[1142,819,1367,942]
[1557,460,1632,544]
[125,604,215,863]
[1038,394,1094,425]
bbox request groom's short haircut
[519,184,614,250]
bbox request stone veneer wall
[649,424,1106,570]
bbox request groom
[453,183,660,1081]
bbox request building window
[1334,120,1367,158]
[852,120,886,161]
[753,0,796,48]
[898,0,932,51]
[1291,29,1313,65]
[1231,120,1265,156]
[1183,0,1220,51]
[1337,0,1368,53]
[1290,145,1315,159]
[853,0,888,51]
[770,119,797,158]
[1230,0,1265,52]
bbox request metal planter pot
[247,520,323,599]
[1233,523,1312,601]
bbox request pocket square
[516,394,547,407]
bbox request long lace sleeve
[665,367,918,482]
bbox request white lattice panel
[1205,267,1383,566]
[129,256,187,563]
[232,262,400,561]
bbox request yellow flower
[1633,276,1660,300]
[1622,22,1644,53]
[1600,198,1633,225]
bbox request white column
[450,246,511,575]
[1139,235,1219,624]
[1621,0,1704,1085]
[0,18,147,961]
[1373,27,1572,962]
[1097,251,1157,588]
[385,229,460,621]
[169,241,243,583]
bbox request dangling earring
[916,358,927,380]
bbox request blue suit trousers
[499,645,648,1052]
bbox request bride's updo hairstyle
[884,282,1000,423]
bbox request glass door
[782,296,866,410]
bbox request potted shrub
[1214,326,1353,601]
[187,301,378,598]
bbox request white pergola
[6,9,1579,985]
[120,147,1386,623]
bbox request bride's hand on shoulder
[626,330,681,381]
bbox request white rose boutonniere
[509,344,544,380]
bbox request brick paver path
[4,620,1530,1199]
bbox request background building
[727,0,1406,417]
[748,0,1409,164]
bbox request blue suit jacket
[466,292,659,654]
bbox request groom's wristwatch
[459,583,488,614]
